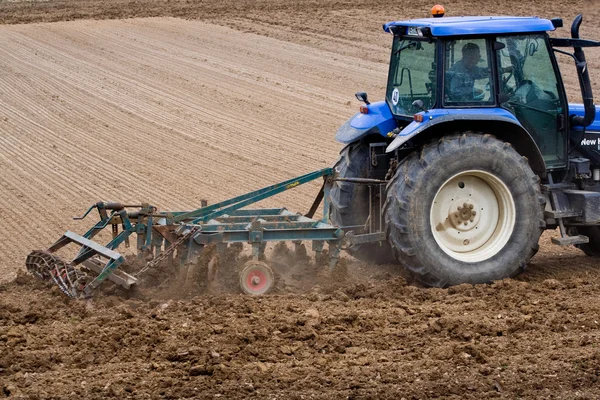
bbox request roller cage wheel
[329,141,395,264]
[384,133,545,287]
[575,226,600,257]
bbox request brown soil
[1,1,600,398]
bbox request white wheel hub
[430,170,516,262]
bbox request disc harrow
[25,168,384,298]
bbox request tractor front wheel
[384,134,545,287]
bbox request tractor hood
[569,104,600,132]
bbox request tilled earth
[2,236,600,399]
[1,0,600,398]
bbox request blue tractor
[329,9,600,287]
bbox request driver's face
[463,50,480,68]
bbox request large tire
[329,141,395,264]
[576,226,600,257]
[384,134,545,287]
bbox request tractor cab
[383,16,573,169]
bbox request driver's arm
[450,72,472,101]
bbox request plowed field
[1,1,600,398]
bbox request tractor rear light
[414,114,424,122]
[360,105,369,114]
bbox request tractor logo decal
[580,133,600,149]
[391,88,399,106]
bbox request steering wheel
[473,88,485,101]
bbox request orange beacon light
[431,4,445,18]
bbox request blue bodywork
[383,16,555,36]
[570,104,600,132]
[335,101,398,144]
[336,15,558,146]
[386,108,524,152]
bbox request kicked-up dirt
[1,0,600,398]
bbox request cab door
[496,34,568,170]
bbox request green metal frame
[39,168,343,295]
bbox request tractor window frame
[442,37,497,108]
[385,36,438,118]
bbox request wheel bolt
[252,276,261,285]
[472,211,477,216]
[457,206,462,211]
[468,204,474,209]
[463,239,470,245]
[454,213,459,218]
[470,218,474,222]
[464,222,468,226]
[463,202,468,208]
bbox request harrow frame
[26,168,367,297]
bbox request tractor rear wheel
[575,226,600,257]
[329,141,395,264]
[384,134,545,287]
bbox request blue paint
[335,101,397,144]
[569,104,600,132]
[386,107,523,152]
[383,16,555,36]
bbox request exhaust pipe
[570,14,596,127]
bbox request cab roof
[383,16,556,36]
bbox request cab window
[444,38,494,105]
[386,38,437,116]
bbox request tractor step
[541,182,577,192]
[551,234,589,246]
[544,209,583,219]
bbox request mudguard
[387,108,526,152]
[385,107,547,176]
[335,101,397,144]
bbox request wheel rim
[429,170,516,263]
[239,261,274,295]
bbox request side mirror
[355,92,370,105]
[551,18,563,29]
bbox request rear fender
[386,108,546,176]
[335,101,398,144]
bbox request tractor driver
[449,42,489,101]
